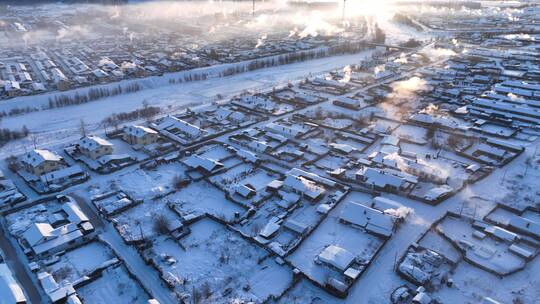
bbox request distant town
[0,1,539,304]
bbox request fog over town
[0,1,539,304]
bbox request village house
[21,149,64,176]
[79,135,114,160]
[356,167,417,193]
[122,125,159,145]
[21,197,94,257]
[340,201,395,237]
[316,245,356,272]
[182,154,224,176]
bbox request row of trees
[0,83,143,119]
[0,106,39,118]
[47,83,142,110]
[169,42,374,84]
[101,104,161,130]
[0,126,29,146]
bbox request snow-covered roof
[22,149,63,167]
[40,165,85,184]
[329,143,356,154]
[23,222,55,247]
[236,184,255,198]
[80,135,113,151]
[283,175,325,200]
[124,125,158,137]
[357,167,403,189]
[340,201,394,237]
[318,245,355,272]
[259,221,280,239]
[63,201,89,224]
[157,116,204,137]
[182,155,223,172]
[508,216,540,239]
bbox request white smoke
[394,55,408,64]
[110,6,120,19]
[507,92,524,101]
[423,47,456,58]
[339,65,352,83]
[420,103,439,115]
[390,76,429,95]
[56,25,89,42]
[255,34,268,49]
[385,206,413,219]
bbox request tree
[30,133,38,149]
[447,133,462,150]
[172,174,188,190]
[153,214,170,235]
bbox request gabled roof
[318,245,355,271]
[182,155,223,172]
[80,135,113,151]
[23,222,55,247]
[283,174,325,199]
[63,201,89,224]
[357,167,403,188]
[340,201,394,237]
[124,125,158,137]
[22,149,62,167]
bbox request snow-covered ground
[0,49,379,159]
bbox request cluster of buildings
[0,5,539,302]
[0,5,371,100]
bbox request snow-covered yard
[147,217,292,303]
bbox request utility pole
[252,0,255,17]
[342,0,346,22]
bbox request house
[38,271,79,303]
[356,167,418,192]
[39,166,87,187]
[356,167,401,191]
[340,201,395,237]
[21,198,93,256]
[22,222,83,256]
[21,149,64,176]
[333,96,366,110]
[283,174,325,201]
[50,68,70,91]
[79,135,114,160]
[317,245,355,272]
[123,125,159,145]
[0,263,27,304]
[182,155,224,175]
[236,184,256,198]
[156,116,206,141]
[3,80,22,97]
[0,169,25,206]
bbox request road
[70,193,177,304]
[0,220,43,304]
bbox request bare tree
[153,214,170,235]
[30,133,39,149]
